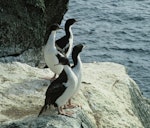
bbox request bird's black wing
[44,69,68,105]
[56,36,69,49]
[45,82,66,105]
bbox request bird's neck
[46,31,56,49]
[64,65,74,81]
[72,54,82,78]
[72,52,80,67]
[65,25,73,38]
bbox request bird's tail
[38,96,52,117]
[38,104,48,117]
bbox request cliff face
[0,0,68,66]
[0,62,150,128]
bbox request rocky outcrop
[0,62,150,128]
[0,0,69,66]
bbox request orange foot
[58,107,73,117]
[64,103,82,109]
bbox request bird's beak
[83,45,87,49]
[58,27,63,30]
[82,43,87,49]
[75,20,81,22]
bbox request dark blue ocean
[58,0,150,98]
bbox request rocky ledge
[0,62,150,128]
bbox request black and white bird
[44,24,64,80]
[56,18,77,57]
[67,44,84,107]
[38,56,78,117]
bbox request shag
[56,18,77,57]
[44,24,64,80]
[38,56,77,117]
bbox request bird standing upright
[56,18,77,58]
[67,44,84,107]
[43,24,64,80]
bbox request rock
[0,62,150,128]
[0,0,69,66]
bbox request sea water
[57,0,150,98]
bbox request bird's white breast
[44,31,63,75]
[72,56,83,96]
[55,66,78,107]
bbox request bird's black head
[66,18,77,26]
[72,44,84,55]
[56,54,70,66]
[50,24,62,31]
[59,57,70,66]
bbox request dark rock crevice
[0,0,69,65]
